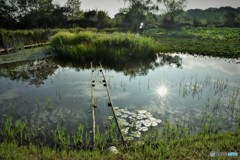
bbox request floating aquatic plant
[109,107,161,141]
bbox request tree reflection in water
[0,59,58,87]
[55,53,182,78]
[0,53,182,86]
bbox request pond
[0,53,240,141]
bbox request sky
[52,0,240,17]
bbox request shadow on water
[0,53,182,86]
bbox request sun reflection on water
[157,85,168,97]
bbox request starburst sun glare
[157,85,168,97]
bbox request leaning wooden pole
[0,42,50,54]
[99,63,125,144]
[90,61,96,149]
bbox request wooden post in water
[90,61,96,149]
[99,63,125,144]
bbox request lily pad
[108,116,113,120]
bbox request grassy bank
[2,27,240,58]
[0,129,239,159]
[0,28,99,51]
[50,31,159,61]
[1,107,239,159]
[0,29,53,50]
[143,27,240,58]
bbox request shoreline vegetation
[0,27,239,59]
[0,112,239,159]
[50,31,159,62]
[143,27,240,58]
[1,129,239,159]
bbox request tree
[157,0,186,15]
[157,0,186,28]
[193,17,200,27]
[1,0,75,28]
[65,0,83,20]
[0,0,18,28]
[19,0,65,28]
[17,0,38,16]
[78,10,113,28]
[224,13,237,27]
[78,10,98,27]
[96,11,113,29]
[50,5,69,28]
[118,0,157,31]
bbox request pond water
[0,53,240,140]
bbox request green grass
[0,106,239,159]
[143,27,240,58]
[50,31,159,61]
[0,28,98,50]
[0,129,239,159]
[2,27,240,58]
[0,29,53,50]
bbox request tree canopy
[0,0,239,29]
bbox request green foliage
[143,27,240,58]
[50,31,159,61]
[0,128,239,159]
[53,125,70,150]
[1,27,239,58]
[185,7,240,27]
[1,117,29,144]
[95,126,107,150]
[0,28,98,50]
[0,110,239,159]
[0,29,54,49]
[79,10,114,29]
[157,0,187,29]
[157,0,186,14]
[14,120,27,144]
[73,124,84,148]
[107,120,118,145]
[117,0,160,31]
[0,0,18,28]
[3,117,15,141]
[66,0,83,20]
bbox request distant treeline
[185,7,240,27]
[0,0,239,30]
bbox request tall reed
[50,31,159,61]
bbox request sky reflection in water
[0,53,239,134]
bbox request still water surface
[0,53,239,136]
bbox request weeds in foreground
[73,124,84,149]
[1,129,239,160]
[1,117,29,144]
[0,114,240,159]
[3,117,14,141]
[53,125,71,150]
[14,119,27,144]
[0,105,239,158]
